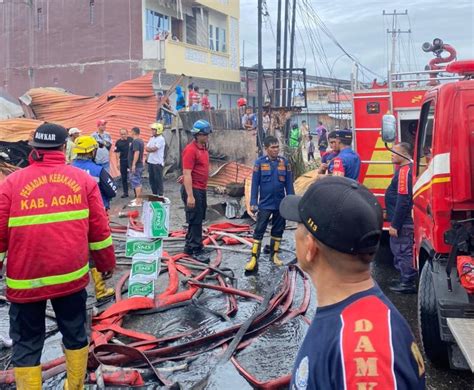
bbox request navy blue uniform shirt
[385,163,413,230]
[250,155,294,210]
[291,284,425,390]
[329,148,361,181]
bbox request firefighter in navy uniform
[245,135,295,272]
[0,123,116,389]
[385,142,417,294]
[72,135,117,302]
[279,177,425,389]
[330,129,361,181]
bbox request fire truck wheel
[418,260,449,367]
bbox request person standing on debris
[129,127,145,207]
[280,176,425,390]
[307,135,315,161]
[0,123,116,389]
[175,86,186,112]
[317,127,328,157]
[237,94,247,116]
[65,127,81,164]
[301,120,309,149]
[242,107,256,131]
[190,86,201,111]
[201,89,211,111]
[181,120,212,263]
[146,123,166,197]
[92,119,112,172]
[385,142,417,294]
[72,135,117,302]
[114,128,133,198]
[311,120,326,138]
[330,129,361,181]
[318,131,338,175]
[245,135,295,272]
[289,123,301,149]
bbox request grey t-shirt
[128,138,144,168]
[92,131,112,165]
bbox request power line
[299,0,384,80]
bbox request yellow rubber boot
[270,237,283,266]
[244,240,261,272]
[64,345,89,390]
[14,366,42,390]
[90,268,114,302]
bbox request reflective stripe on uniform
[8,209,89,228]
[0,252,5,262]
[6,263,89,290]
[89,235,113,251]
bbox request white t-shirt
[146,135,165,165]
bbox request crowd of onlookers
[64,120,167,210]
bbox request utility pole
[257,0,264,155]
[282,0,289,106]
[275,0,282,106]
[383,10,411,77]
[286,0,297,109]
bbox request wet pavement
[0,179,473,389]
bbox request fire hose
[0,223,311,388]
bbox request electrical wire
[300,0,384,79]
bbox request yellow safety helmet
[73,135,98,154]
[150,122,164,135]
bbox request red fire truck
[351,39,458,226]
[380,60,474,371]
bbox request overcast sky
[239,0,474,82]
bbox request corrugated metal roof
[208,161,253,188]
[25,73,157,142]
[0,73,157,176]
[0,119,44,142]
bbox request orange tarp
[19,72,158,176]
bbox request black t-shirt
[128,138,144,168]
[114,137,132,161]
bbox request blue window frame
[146,9,169,40]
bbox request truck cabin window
[416,100,435,177]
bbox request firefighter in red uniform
[0,123,116,389]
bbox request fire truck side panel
[413,87,454,258]
[353,92,391,208]
[451,83,474,207]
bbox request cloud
[240,0,474,81]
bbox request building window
[146,9,169,40]
[209,25,214,51]
[89,0,95,25]
[209,25,226,53]
[36,8,43,31]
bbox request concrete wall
[208,129,257,168]
[163,128,257,173]
[0,0,143,97]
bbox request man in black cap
[0,123,115,389]
[329,129,361,180]
[280,176,425,390]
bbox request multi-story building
[0,0,241,107]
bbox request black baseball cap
[334,129,353,141]
[280,176,383,255]
[29,123,68,149]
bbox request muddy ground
[0,179,473,389]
